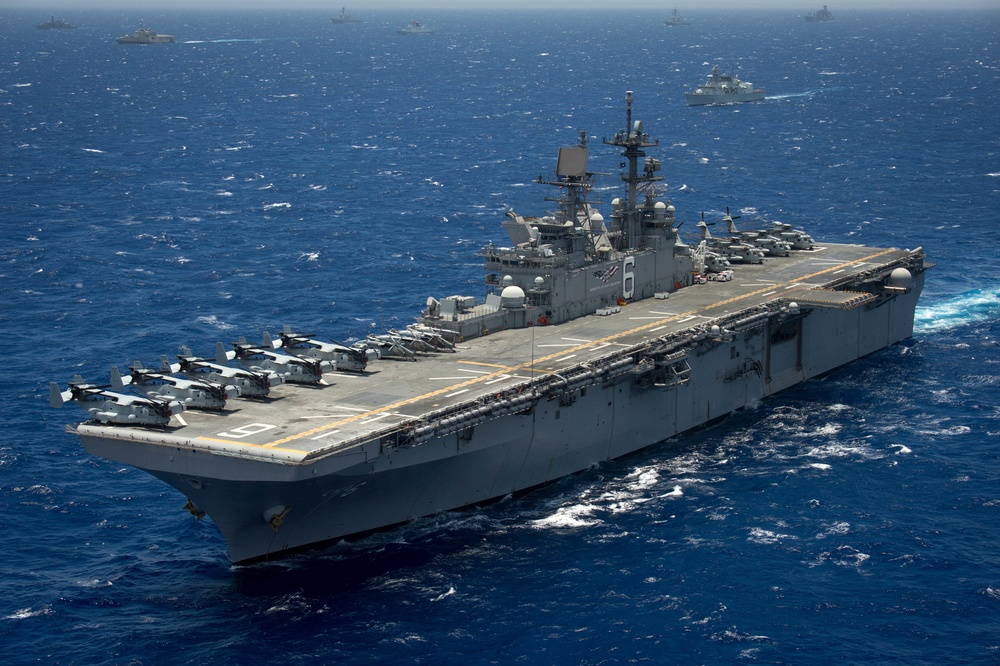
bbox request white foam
[531,503,601,529]
[431,586,456,602]
[747,527,798,544]
[915,289,1000,333]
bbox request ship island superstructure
[52,93,927,564]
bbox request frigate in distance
[51,93,927,564]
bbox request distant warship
[685,65,766,106]
[331,8,363,24]
[805,5,834,21]
[665,9,691,26]
[116,24,176,44]
[397,20,434,35]
[52,92,926,564]
[37,16,76,30]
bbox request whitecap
[531,503,601,529]
[81,148,104,154]
[196,315,236,330]
[914,289,1000,333]
[431,586,456,601]
[263,202,291,211]
[660,485,684,498]
[4,607,52,620]
[816,521,850,539]
[747,527,797,544]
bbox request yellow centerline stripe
[243,249,893,449]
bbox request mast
[603,91,662,250]
[535,130,592,227]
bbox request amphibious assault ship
[51,93,926,564]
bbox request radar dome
[500,285,526,309]
[887,268,912,290]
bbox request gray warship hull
[73,243,924,563]
[56,93,925,564]
[686,90,766,106]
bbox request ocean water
[2,8,999,664]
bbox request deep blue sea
[2,8,999,664]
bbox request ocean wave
[4,607,53,621]
[915,288,1000,333]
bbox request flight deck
[76,242,917,462]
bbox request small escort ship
[37,16,76,30]
[51,93,926,564]
[665,9,691,26]
[805,5,834,21]
[116,24,176,44]
[397,20,434,35]
[331,8,363,24]
[686,65,766,106]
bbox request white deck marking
[446,389,470,397]
[310,430,340,440]
[302,414,357,419]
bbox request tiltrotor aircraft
[221,338,330,384]
[720,209,792,257]
[765,221,816,250]
[694,218,765,264]
[176,347,281,398]
[264,327,371,373]
[110,360,237,410]
[50,376,184,426]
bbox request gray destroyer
[51,93,927,564]
[686,65,765,106]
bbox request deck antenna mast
[603,91,661,251]
[536,130,594,226]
